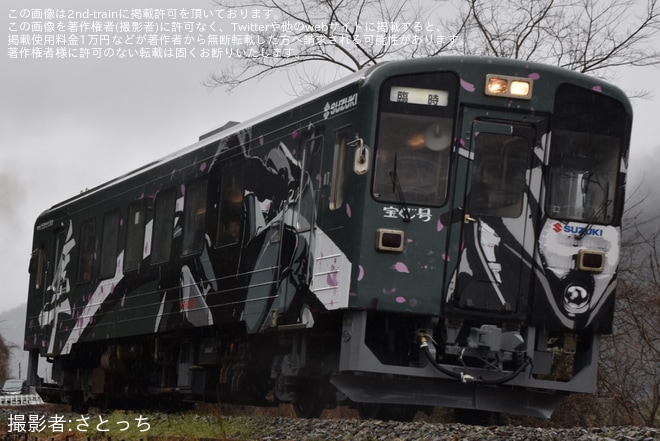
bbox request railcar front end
[330,57,631,419]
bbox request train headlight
[486,77,508,95]
[510,80,531,97]
[485,75,533,100]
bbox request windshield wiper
[576,172,611,240]
[576,200,612,240]
[389,153,412,222]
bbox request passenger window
[31,244,45,290]
[152,188,176,264]
[296,133,323,229]
[124,200,146,272]
[77,218,96,283]
[216,166,244,247]
[182,178,208,256]
[329,131,347,210]
[99,209,120,278]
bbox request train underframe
[34,308,596,420]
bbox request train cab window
[77,218,96,283]
[182,178,208,256]
[152,188,176,264]
[99,209,120,278]
[216,166,244,247]
[373,72,458,206]
[547,84,627,224]
[125,200,147,272]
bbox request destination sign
[390,86,448,106]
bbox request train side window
[51,229,66,289]
[296,134,323,230]
[182,178,209,256]
[99,209,120,279]
[124,200,146,272]
[77,218,96,283]
[329,131,347,210]
[152,188,176,264]
[216,166,244,247]
[30,244,45,290]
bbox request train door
[242,129,325,333]
[448,116,537,317]
[43,225,71,355]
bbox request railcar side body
[25,56,632,419]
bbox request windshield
[373,72,458,207]
[547,132,620,223]
[374,114,453,206]
[547,84,627,224]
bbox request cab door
[448,117,537,317]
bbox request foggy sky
[1,0,659,314]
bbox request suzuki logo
[552,222,604,237]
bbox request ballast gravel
[225,416,659,441]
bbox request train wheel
[70,391,89,414]
[292,380,323,419]
[453,408,504,425]
[358,403,417,422]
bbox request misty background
[1,0,658,377]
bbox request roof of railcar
[38,56,631,217]
[40,66,371,217]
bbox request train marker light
[577,249,605,273]
[485,75,533,100]
[377,228,405,252]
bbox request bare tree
[206,0,660,92]
[0,332,11,384]
[597,215,660,427]
[205,0,467,92]
[463,0,660,73]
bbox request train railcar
[24,56,632,419]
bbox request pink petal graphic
[327,271,339,287]
[391,262,409,273]
[460,79,476,92]
[528,73,541,80]
[395,296,407,304]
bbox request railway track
[1,402,658,440]
[0,395,44,407]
